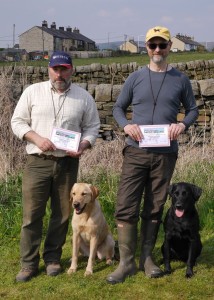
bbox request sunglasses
[147,42,169,50]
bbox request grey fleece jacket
[113,66,199,153]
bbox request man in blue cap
[11,51,100,282]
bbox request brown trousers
[20,155,79,268]
[115,145,177,223]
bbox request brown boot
[46,262,61,276]
[106,222,137,284]
[139,220,164,278]
[16,267,38,282]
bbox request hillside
[96,41,123,50]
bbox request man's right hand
[24,131,56,152]
[124,124,143,142]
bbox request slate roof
[38,26,95,44]
[128,40,138,47]
[174,35,202,47]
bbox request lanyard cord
[149,64,168,124]
[51,89,68,123]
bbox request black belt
[31,154,67,162]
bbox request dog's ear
[89,185,99,201]
[69,183,76,203]
[168,184,175,197]
[191,184,202,201]
[69,193,73,203]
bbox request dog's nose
[73,202,80,209]
[175,203,183,209]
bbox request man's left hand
[169,123,186,140]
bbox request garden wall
[0,59,214,145]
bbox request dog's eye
[72,192,76,196]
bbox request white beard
[152,55,165,64]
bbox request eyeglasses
[147,42,169,50]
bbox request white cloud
[160,16,173,24]
[119,7,134,17]
[97,9,111,17]
[46,8,56,17]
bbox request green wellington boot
[139,220,164,278]
[106,222,137,284]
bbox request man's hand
[169,123,186,140]
[66,140,91,158]
[124,124,143,142]
[24,131,56,152]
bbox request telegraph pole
[42,26,45,56]
[13,24,15,47]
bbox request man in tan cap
[106,26,198,284]
[145,26,171,42]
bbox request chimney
[42,20,48,28]
[66,26,72,32]
[59,26,64,31]
[51,22,56,29]
[73,27,80,34]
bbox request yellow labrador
[67,183,115,276]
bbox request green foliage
[0,173,22,239]
[94,171,119,233]
[0,51,213,67]
[0,159,214,299]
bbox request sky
[0,0,214,48]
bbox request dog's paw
[84,270,93,276]
[186,271,194,278]
[106,258,113,265]
[67,267,77,275]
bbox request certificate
[51,127,81,152]
[139,125,170,147]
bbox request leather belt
[31,154,67,162]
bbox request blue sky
[0,0,213,48]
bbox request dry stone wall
[0,59,214,145]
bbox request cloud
[46,8,56,18]
[97,9,111,17]
[119,7,134,17]
[160,16,173,24]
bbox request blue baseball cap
[49,51,72,68]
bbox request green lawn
[0,228,213,300]
[0,51,213,68]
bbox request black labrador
[161,182,202,278]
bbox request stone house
[119,39,138,53]
[171,34,205,52]
[19,20,97,53]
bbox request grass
[0,140,214,300]
[0,53,214,299]
[0,51,213,67]
[0,232,213,300]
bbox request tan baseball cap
[145,26,171,42]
